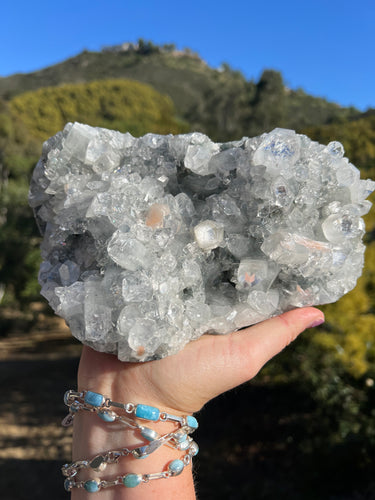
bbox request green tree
[304,114,375,176]
[137,39,160,55]
[1,79,188,307]
[10,79,188,141]
[0,100,41,306]
[186,64,253,141]
[247,70,286,135]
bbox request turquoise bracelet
[64,456,189,493]
[63,390,198,430]
[62,390,199,492]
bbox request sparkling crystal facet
[29,123,375,361]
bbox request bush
[10,79,188,141]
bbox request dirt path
[0,312,81,499]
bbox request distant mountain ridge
[0,44,216,116]
[0,41,362,140]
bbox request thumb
[205,307,324,395]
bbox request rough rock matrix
[29,123,375,361]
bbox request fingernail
[308,318,325,328]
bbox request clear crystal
[193,220,224,250]
[84,279,112,341]
[29,123,374,360]
[122,272,153,302]
[108,230,153,271]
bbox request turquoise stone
[84,480,100,492]
[187,415,198,429]
[135,404,160,421]
[84,391,105,407]
[98,409,116,422]
[190,441,199,456]
[140,427,159,441]
[168,459,184,476]
[176,432,188,443]
[123,474,141,488]
[64,478,74,492]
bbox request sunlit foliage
[10,79,188,141]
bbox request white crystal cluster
[29,123,375,361]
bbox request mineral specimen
[29,123,375,361]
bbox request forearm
[70,358,197,499]
[67,307,323,498]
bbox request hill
[1,42,375,496]
[9,79,187,141]
[0,42,361,140]
[0,46,216,121]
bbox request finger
[204,307,324,394]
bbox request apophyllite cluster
[29,123,375,360]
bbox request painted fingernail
[308,318,325,328]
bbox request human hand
[77,306,324,416]
[71,307,324,499]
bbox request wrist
[66,388,198,499]
[77,347,195,416]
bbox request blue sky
[1,0,374,110]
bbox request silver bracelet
[62,390,199,492]
[63,390,198,431]
[63,454,191,492]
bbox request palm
[78,307,323,415]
